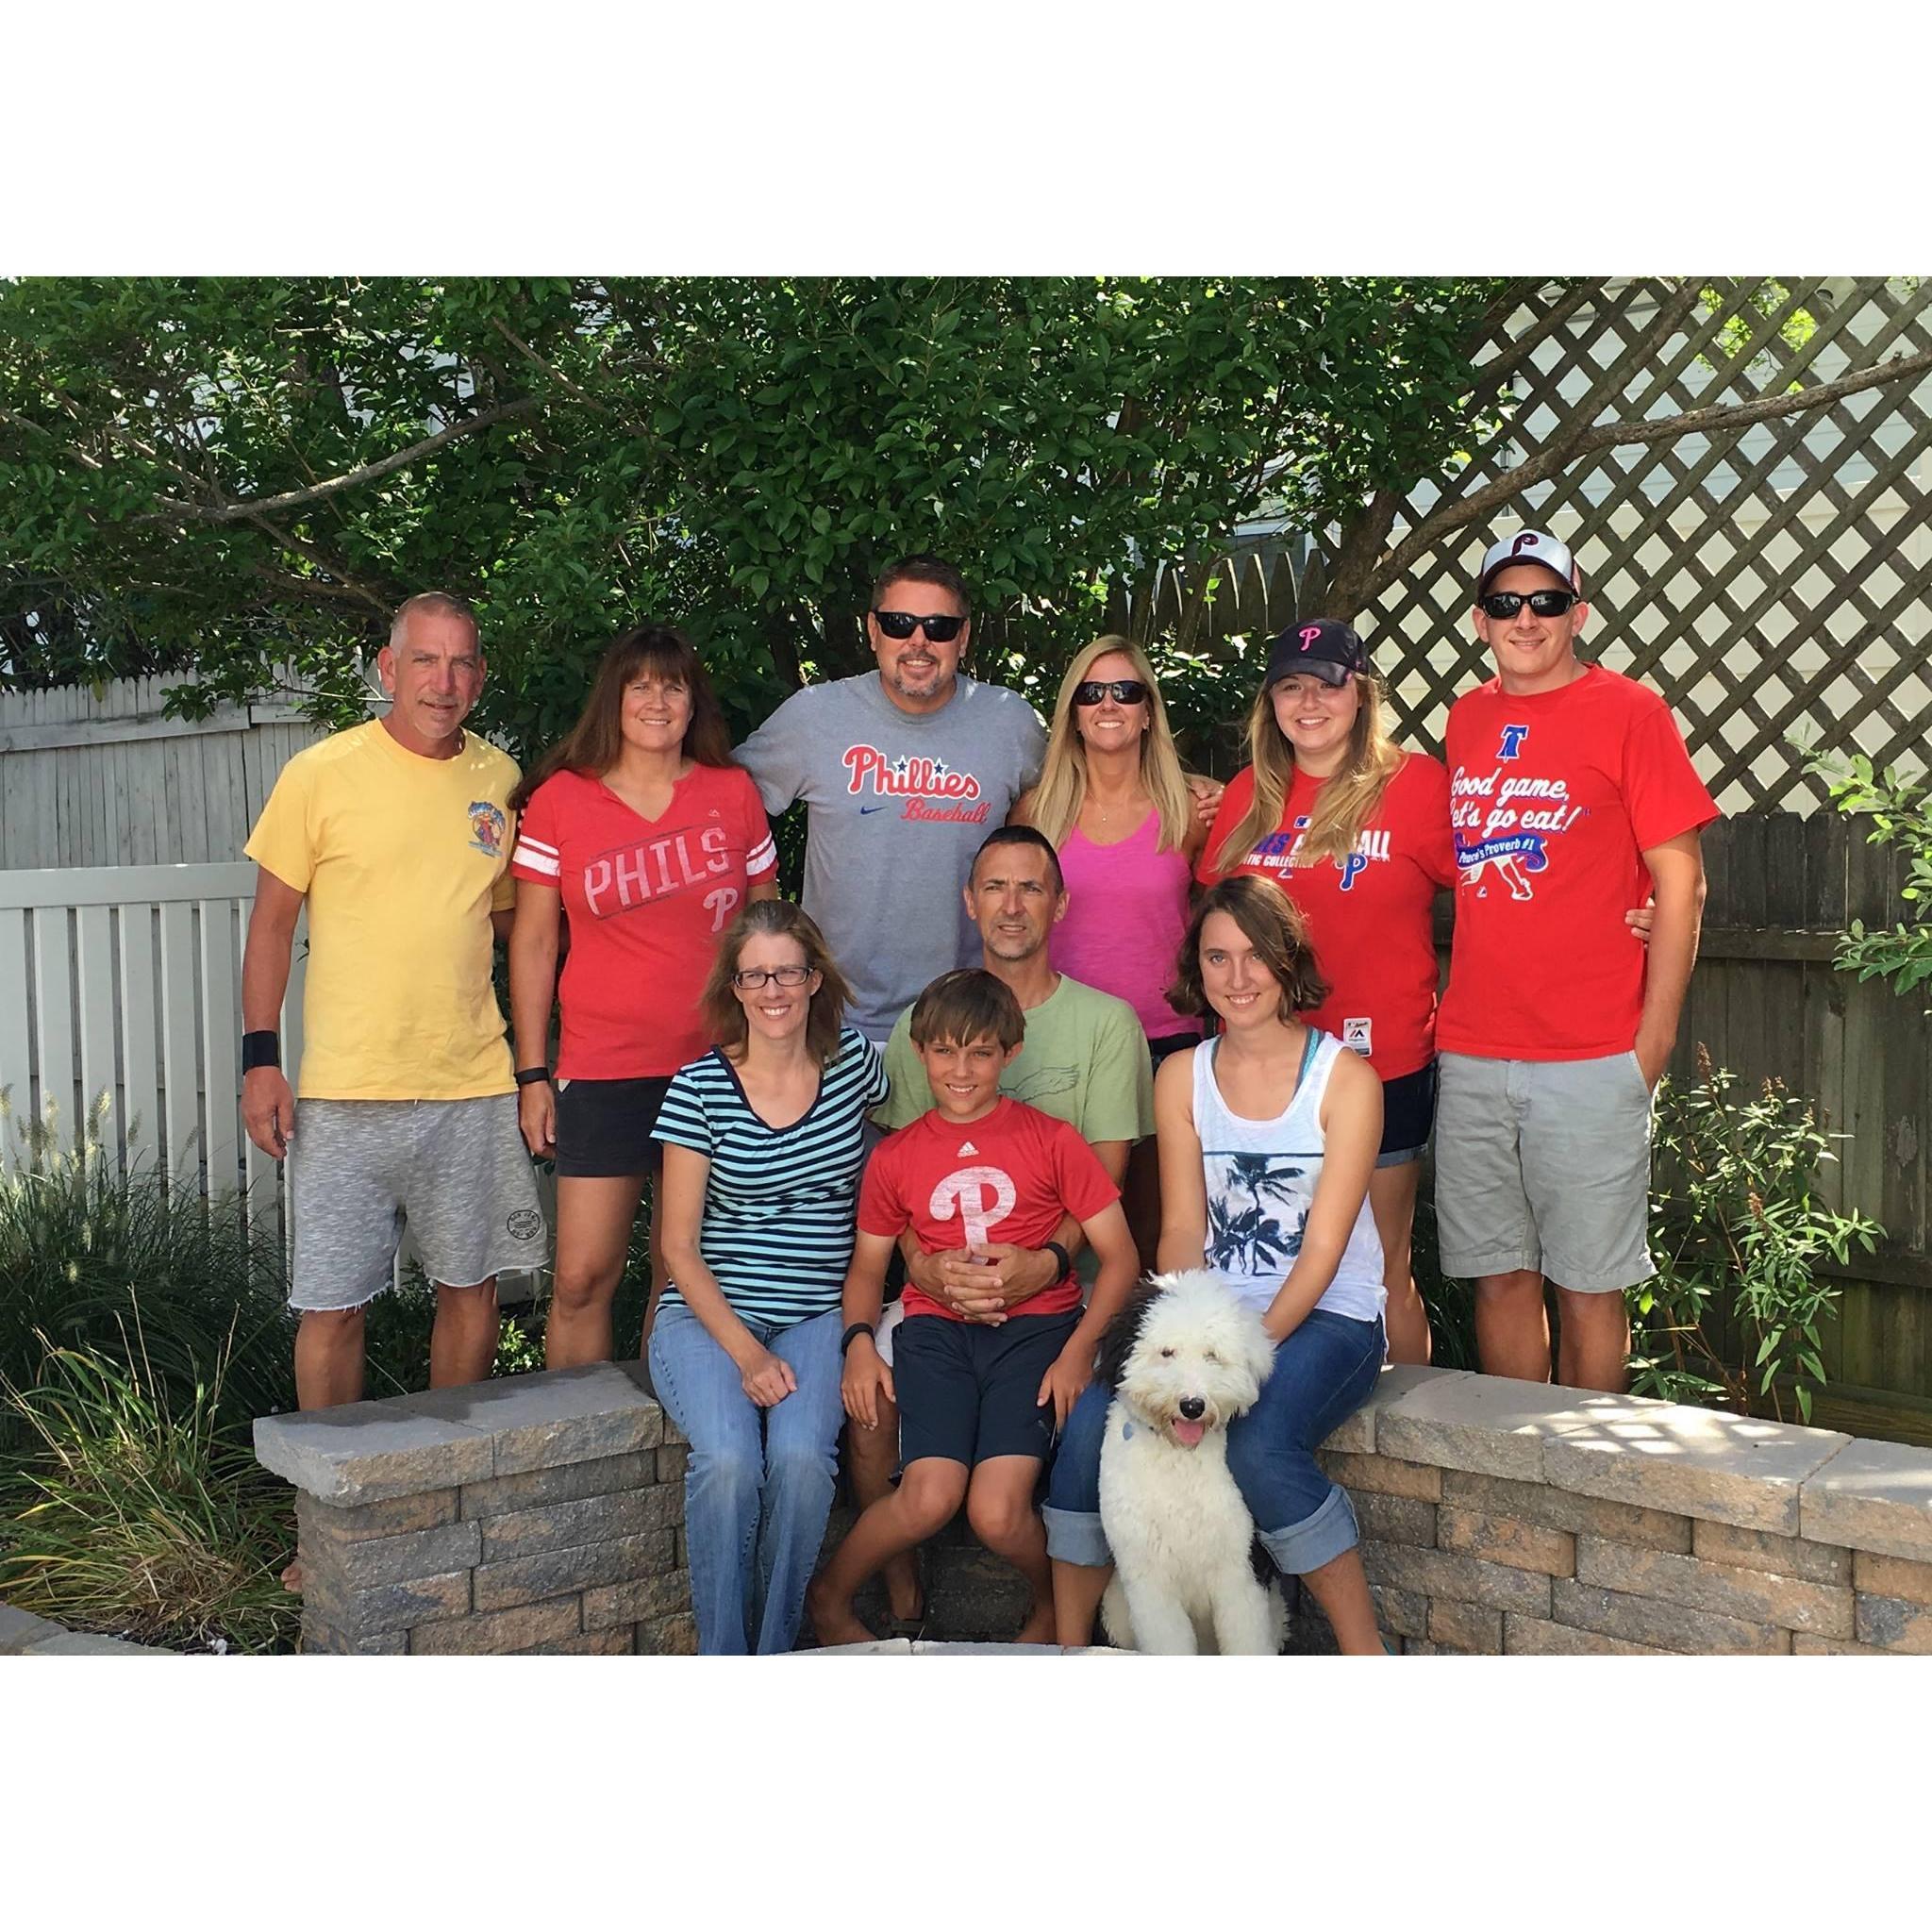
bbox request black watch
[514,1066,553,1088]
[841,1323,875,1357]
[1041,1240,1073,1278]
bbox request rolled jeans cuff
[1257,1482,1359,1577]
[1041,1504,1111,1568]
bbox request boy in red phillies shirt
[1435,528,1719,1393]
[806,969,1138,1647]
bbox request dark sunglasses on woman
[873,610,965,642]
[1479,589,1579,620]
[1072,677,1150,708]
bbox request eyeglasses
[1480,590,1579,620]
[1072,678,1150,708]
[873,610,965,642]
[732,965,813,991]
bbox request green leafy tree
[6,275,1929,768]
[0,275,1516,754]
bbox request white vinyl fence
[0,861,547,1299]
[0,862,303,1232]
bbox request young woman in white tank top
[1045,874,1391,1654]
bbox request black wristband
[840,1322,875,1357]
[241,1030,279,1073]
[1041,1240,1073,1279]
[514,1067,553,1088]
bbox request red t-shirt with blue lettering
[858,1097,1119,1322]
[510,764,777,1078]
[1438,665,1719,1061]
[1198,752,1456,1080]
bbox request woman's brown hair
[698,900,852,1067]
[1167,875,1331,1022]
[509,624,731,811]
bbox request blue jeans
[1042,1308,1386,1575]
[646,1301,846,1655]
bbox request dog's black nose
[1178,1395,1206,1420]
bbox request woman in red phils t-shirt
[1199,620,1452,1365]
[508,625,778,1367]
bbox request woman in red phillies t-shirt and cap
[1199,619,1454,1365]
[508,625,778,1368]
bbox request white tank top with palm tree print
[1192,1030,1387,1325]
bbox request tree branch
[137,397,541,525]
[1365,341,1932,607]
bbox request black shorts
[554,1075,674,1179]
[1376,1060,1438,1168]
[1147,1029,1204,1071]
[893,1309,1081,1470]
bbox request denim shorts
[1433,1050,1654,1292]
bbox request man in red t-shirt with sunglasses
[1435,529,1719,1392]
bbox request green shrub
[0,1095,296,1443]
[1809,751,1932,1009]
[1632,1046,1882,1424]
[0,1326,298,1654]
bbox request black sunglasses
[1072,678,1150,708]
[873,609,965,642]
[1480,589,1579,620]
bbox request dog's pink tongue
[1172,1417,1207,1447]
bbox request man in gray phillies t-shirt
[736,556,1047,1041]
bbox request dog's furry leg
[1118,1582,1199,1656]
[1211,1576,1283,1657]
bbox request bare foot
[1015,1603,1058,1646]
[806,1577,875,1648]
[280,1558,305,1594]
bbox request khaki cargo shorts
[1432,1050,1654,1293]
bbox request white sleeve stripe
[512,846,561,876]
[516,835,560,858]
[746,836,778,873]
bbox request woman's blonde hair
[1027,636,1192,855]
[1208,653,1405,874]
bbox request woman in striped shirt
[647,900,888,1655]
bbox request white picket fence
[0,860,301,1225]
[0,861,547,1299]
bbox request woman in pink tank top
[1011,635,1214,1265]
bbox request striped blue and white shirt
[652,1025,888,1326]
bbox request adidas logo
[957,1141,978,1158]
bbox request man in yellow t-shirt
[242,591,546,1416]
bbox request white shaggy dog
[1096,1271,1285,1656]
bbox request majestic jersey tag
[1341,1017,1373,1057]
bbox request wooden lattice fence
[1102,277,1932,1441]
[1108,275,1932,818]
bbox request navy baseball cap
[1263,619,1368,691]
[1477,528,1580,593]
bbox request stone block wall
[1299,1366,1932,1656]
[249,1358,1932,1657]
[254,1363,694,1656]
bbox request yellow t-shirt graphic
[245,721,521,1100]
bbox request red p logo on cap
[1299,625,1321,648]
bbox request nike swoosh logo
[859,804,889,814]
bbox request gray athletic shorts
[1433,1050,1654,1293]
[289,1095,548,1312]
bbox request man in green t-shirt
[844,825,1153,1607]
[876,823,1154,1231]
